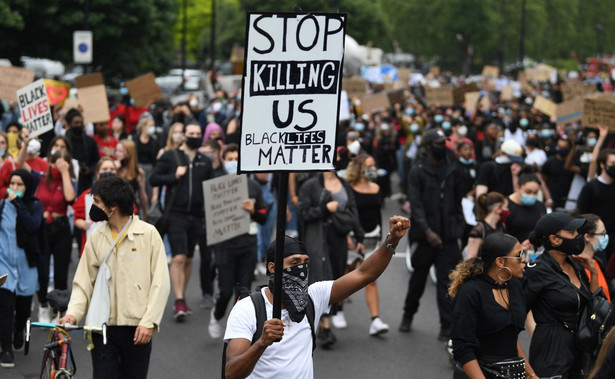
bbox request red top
[35,176,70,223]
[73,188,90,256]
[93,134,118,159]
[0,157,49,198]
[125,106,148,135]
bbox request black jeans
[403,240,461,329]
[38,217,72,304]
[0,289,32,352]
[90,326,152,379]
[213,243,257,321]
[326,225,349,315]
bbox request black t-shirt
[541,156,574,209]
[577,179,615,238]
[477,161,514,196]
[506,199,546,242]
[457,160,477,198]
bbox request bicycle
[24,290,107,379]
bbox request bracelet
[385,233,398,255]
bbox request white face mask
[224,160,238,174]
[27,139,41,155]
[458,125,468,136]
[172,133,183,144]
[347,140,361,155]
[212,102,222,113]
[189,99,199,108]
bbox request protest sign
[525,64,557,82]
[425,86,454,107]
[0,66,35,102]
[125,72,163,108]
[397,68,411,86]
[239,12,346,172]
[482,65,499,78]
[339,90,350,121]
[555,97,584,123]
[203,174,250,245]
[16,79,53,138]
[453,83,479,105]
[44,80,71,108]
[387,88,406,106]
[500,85,514,101]
[74,73,109,124]
[533,96,557,117]
[583,97,615,130]
[361,92,389,113]
[429,66,440,77]
[464,91,491,111]
[562,80,592,101]
[342,76,367,98]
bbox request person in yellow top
[578,213,611,301]
[60,176,170,379]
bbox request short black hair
[222,143,239,159]
[598,148,615,169]
[65,108,83,123]
[90,176,134,216]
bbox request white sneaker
[369,317,390,336]
[38,305,53,323]
[331,311,347,329]
[208,309,222,339]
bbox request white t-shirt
[224,281,333,379]
[525,148,547,168]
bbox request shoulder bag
[576,286,615,355]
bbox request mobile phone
[0,274,7,287]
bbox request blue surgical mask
[7,188,24,198]
[459,157,474,165]
[520,194,537,206]
[519,118,529,128]
[587,138,597,148]
[0,149,5,157]
[540,129,553,138]
[410,124,420,133]
[119,87,129,95]
[405,108,415,116]
[434,115,444,123]
[442,121,451,130]
[354,122,365,132]
[224,161,238,174]
[593,234,609,251]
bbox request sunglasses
[500,250,528,261]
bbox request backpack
[221,290,316,378]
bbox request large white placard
[203,174,250,245]
[16,79,54,138]
[239,13,346,172]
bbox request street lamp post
[181,0,187,91]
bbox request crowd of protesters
[2,65,615,378]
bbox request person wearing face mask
[150,123,215,321]
[223,217,409,379]
[540,137,574,211]
[475,139,524,199]
[524,134,547,169]
[506,174,546,245]
[208,144,268,339]
[0,169,43,368]
[133,115,159,200]
[60,176,170,379]
[525,212,597,378]
[578,213,611,302]
[577,149,615,275]
[456,142,478,199]
[64,108,100,194]
[400,129,464,341]
[446,120,474,159]
[505,117,528,147]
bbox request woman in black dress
[525,212,598,378]
[450,233,536,378]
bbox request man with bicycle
[60,176,170,379]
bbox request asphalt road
[6,194,530,378]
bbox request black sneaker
[13,330,24,352]
[1,351,15,368]
[398,313,412,333]
[317,328,337,349]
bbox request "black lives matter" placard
[239,12,346,172]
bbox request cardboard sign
[0,66,35,102]
[75,73,109,124]
[555,97,584,123]
[425,86,454,107]
[525,64,556,82]
[342,76,367,98]
[387,88,406,106]
[239,13,346,172]
[397,68,412,86]
[464,91,491,111]
[125,72,163,108]
[562,80,592,102]
[482,65,499,78]
[44,80,71,108]
[533,96,557,117]
[453,83,479,105]
[429,66,440,77]
[16,79,53,138]
[203,174,250,245]
[583,97,615,130]
[500,85,514,101]
[360,92,389,113]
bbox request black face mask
[606,165,615,178]
[185,136,202,150]
[551,234,585,255]
[89,205,110,222]
[556,148,570,157]
[430,145,447,160]
[99,172,115,179]
[268,263,309,322]
[71,126,84,136]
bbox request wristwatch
[385,233,398,255]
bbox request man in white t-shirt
[223,215,410,379]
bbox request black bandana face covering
[268,263,309,322]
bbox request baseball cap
[500,139,524,163]
[532,212,586,240]
[422,129,447,146]
[266,235,309,264]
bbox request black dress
[451,275,526,367]
[506,200,546,243]
[523,252,592,378]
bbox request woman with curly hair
[449,233,536,378]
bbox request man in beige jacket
[60,176,170,379]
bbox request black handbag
[478,357,526,379]
[575,287,615,355]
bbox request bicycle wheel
[40,349,57,379]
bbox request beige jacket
[66,216,170,332]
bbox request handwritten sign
[533,96,557,118]
[500,85,514,101]
[387,88,406,106]
[425,86,454,106]
[75,73,110,124]
[555,97,584,123]
[0,66,35,102]
[453,83,479,105]
[239,13,346,172]
[525,64,556,82]
[342,76,367,98]
[44,80,71,108]
[482,65,499,78]
[204,174,250,245]
[464,91,491,111]
[361,92,389,113]
[125,72,163,108]
[562,80,592,102]
[583,98,615,130]
[16,79,53,138]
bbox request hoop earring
[497,266,513,282]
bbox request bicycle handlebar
[25,319,108,355]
